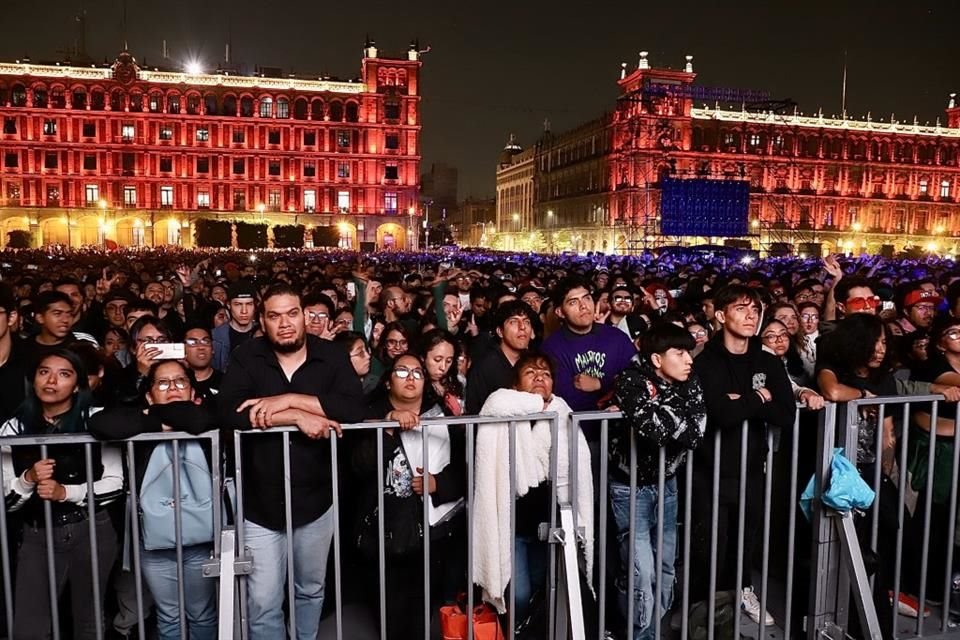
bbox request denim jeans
[512,535,548,623]
[244,508,335,640]
[140,543,217,640]
[609,477,679,640]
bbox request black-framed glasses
[386,338,408,348]
[306,311,329,323]
[762,333,790,343]
[392,366,424,380]
[137,336,169,345]
[184,337,212,347]
[613,295,633,303]
[154,377,189,392]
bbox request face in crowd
[557,286,595,332]
[388,355,425,403]
[184,328,213,370]
[515,356,554,403]
[147,361,194,405]
[717,296,760,340]
[497,313,533,353]
[261,293,306,354]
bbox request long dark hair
[18,348,92,434]
[417,329,464,400]
[821,313,891,381]
[375,321,412,365]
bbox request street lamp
[98,199,108,247]
[851,221,862,232]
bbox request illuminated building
[0,39,423,249]
[497,52,960,256]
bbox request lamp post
[547,210,554,252]
[98,199,107,248]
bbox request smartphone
[25,264,38,271]
[439,261,452,271]
[346,282,357,299]
[1,263,11,269]
[153,343,185,360]
[881,301,895,312]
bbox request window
[168,96,180,114]
[159,157,173,173]
[233,158,245,175]
[44,152,58,169]
[304,189,316,212]
[268,189,281,210]
[384,165,399,180]
[268,129,281,145]
[337,190,350,211]
[384,103,400,121]
[196,127,209,142]
[3,152,17,168]
[43,119,57,135]
[232,129,245,143]
[233,190,246,210]
[6,184,20,201]
[337,131,350,147]
[82,121,96,137]
[85,184,99,204]
[160,186,174,206]
[122,153,135,174]
[196,157,209,174]
[303,161,316,177]
[149,95,161,113]
[159,126,173,141]
[920,179,929,194]
[385,133,399,150]
[259,97,273,118]
[121,124,135,141]
[942,180,952,198]
[46,185,60,203]
[123,186,137,207]
[197,191,210,208]
[2,118,15,135]
[723,133,735,146]
[749,134,761,147]
[268,160,281,176]
[337,162,350,178]
[276,99,289,119]
[303,131,316,146]
[83,154,97,171]
[384,192,398,213]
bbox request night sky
[2,1,957,198]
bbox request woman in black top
[89,360,218,640]
[353,354,466,640]
[1,348,123,640]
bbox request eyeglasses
[800,313,820,322]
[154,377,189,392]
[690,330,708,339]
[845,296,880,311]
[386,338,408,348]
[944,330,960,341]
[795,293,812,302]
[761,333,790,343]
[392,366,424,380]
[137,336,169,345]
[306,311,329,323]
[184,337,212,347]
[613,295,633,303]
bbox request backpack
[139,441,214,551]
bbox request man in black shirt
[465,299,535,414]
[217,283,364,640]
[183,324,221,399]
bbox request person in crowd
[0,284,26,422]
[611,323,707,640]
[897,286,941,334]
[474,351,594,632]
[465,300,536,414]
[369,321,413,392]
[686,320,710,359]
[303,292,336,340]
[183,323,222,399]
[334,331,374,391]
[55,277,100,342]
[760,318,824,409]
[353,354,466,640]
[104,325,132,367]
[797,301,821,379]
[690,284,795,626]
[379,285,415,328]
[217,283,365,640]
[125,300,160,331]
[607,282,647,342]
[419,329,465,416]
[212,280,259,372]
[1,349,122,640]
[89,360,218,640]
[27,290,98,371]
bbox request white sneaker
[741,587,775,626]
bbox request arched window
[203,94,219,116]
[167,93,181,114]
[240,96,254,117]
[72,89,87,110]
[293,98,308,120]
[11,84,27,107]
[259,96,273,118]
[110,90,124,111]
[328,101,343,122]
[90,90,105,111]
[129,92,143,112]
[276,97,289,119]
[345,102,359,122]
[223,95,238,116]
[186,94,201,115]
[310,99,324,120]
[50,88,66,109]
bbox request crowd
[1,245,960,639]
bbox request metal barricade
[229,411,585,640]
[0,428,221,640]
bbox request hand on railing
[294,412,342,439]
[36,479,66,502]
[930,383,960,403]
[25,458,55,485]
[412,467,437,495]
[386,409,420,430]
[799,389,825,411]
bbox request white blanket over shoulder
[472,388,594,613]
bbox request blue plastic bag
[800,449,876,521]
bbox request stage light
[248,254,257,263]
[740,256,753,265]
[186,60,203,75]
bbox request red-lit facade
[497,54,960,256]
[0,42,423,249]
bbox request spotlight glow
[185,60,203,75]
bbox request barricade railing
[4,399,960,640]
[0,429,221,640]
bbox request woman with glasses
[118,316,174,405]
[760,319,823,410]
[797,301,821,379]
[369,321,413,394]
[334,331,376,393]
[685,320,710,358]
[766,302,810,388]
[1,349,122,640]
[353,354,466,640]
[89,360,218,640]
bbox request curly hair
[820,313,890,380]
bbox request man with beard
[378,285,416,331]
[218,283,365,640]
